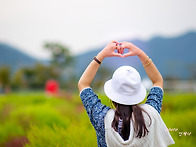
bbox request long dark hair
[111,101,151,141]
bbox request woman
[78,41,175,147]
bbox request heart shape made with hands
[114,42,133,57]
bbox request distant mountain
[144,31,196,79]
[1,31,196,80]
[0,43,45,72]
[75,31,196,80]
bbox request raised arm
[121,42,163,89]
[78,41,122,92]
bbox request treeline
[0,43,75,92]
[0,43,110,92]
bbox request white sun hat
[104,66,146,105]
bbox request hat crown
[104,66,146,105]
[111,66,141,96]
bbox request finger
[120,42,126,49]
[121,48,124,54]
[123,52,132,58]
[117,46,124,55]
[116,45,121,50]
[118,42,122,47]
[117,46,123,54]
[112,52,123,57]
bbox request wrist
[136,48,143,57]
[137,50,148,63]
[137,49,145,58]
[96,51,105,62]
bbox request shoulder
[140,104,161,119]
[80,87,98,103]
[105,109,115,120]
[145,86,164,114]
[104,109,115,128]
[80,87,93,97]
[148,86,164,95]
[140,104,158,113]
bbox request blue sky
[0,0,196,59]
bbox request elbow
[158,75,163,84]
[159,76,164,88]
[78,79,82,91]
[160,74,163,83]
[153,75,164,89]
[78,79,89,92]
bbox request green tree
[44,43,73,68]
[12,64,60,89]
[44,42,76,89]
[12,69,26,89]
[32,63,60,88]
[0,66,10,89]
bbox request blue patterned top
[80,86,163,147]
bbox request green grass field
[0,91,195,147]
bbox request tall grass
[0,91,195,146]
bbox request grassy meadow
[0,91,195,147]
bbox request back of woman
[78,41,175,147]
[105,104,173,147]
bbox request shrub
[25,113,97,147]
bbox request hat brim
[104,79,147,105]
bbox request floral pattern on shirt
[145,87,163,114]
